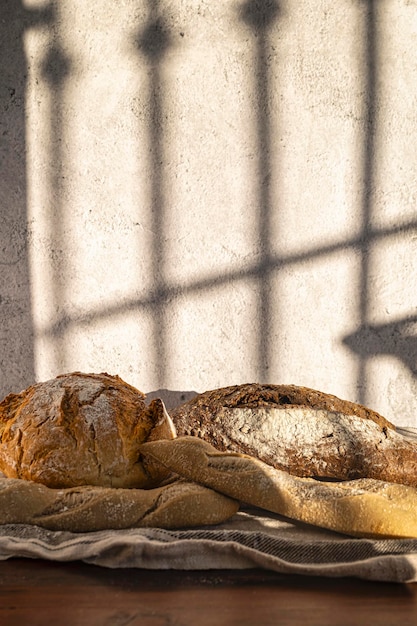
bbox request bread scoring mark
[34,487,96,518]
[6,427,24,475]
[138,489,169,523]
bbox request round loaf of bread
[170,383,417,487]
[0,372,176,488]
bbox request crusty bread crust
[171,383,394,433]
[170,383,417,486]
[140,437,417,539]
[0,372,175,488]
[0,476,239,532]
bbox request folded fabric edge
[0,524,417,584]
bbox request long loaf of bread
[0,476,238,532]
[140,437,417,539]
[170,383,417,487]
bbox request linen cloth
[0,506,416,583]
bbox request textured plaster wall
[1,0,417,425]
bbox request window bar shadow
[0,2,53,396]
[239,0,280,382]
[135,1,173,389]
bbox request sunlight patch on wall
[367,235,417,325]
[270,250,360,398]
[33,308,156,390]
[166,279,260,392]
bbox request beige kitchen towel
[0,505,416,583]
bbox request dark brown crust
[170,383,417,487]
[171,383,395,435]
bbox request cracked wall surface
[1,0,417,426]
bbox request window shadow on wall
[0,1,52,398]
[134,1,172,390]
[132,0,282,393]
[349,0,378,404]
[133,0,417,405]
[13,1,417,410]
[344,315,417,378]
[239,0,281,382]
[40,0,417,401]
[342,0,417,403]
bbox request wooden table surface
[0,559,416,626]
